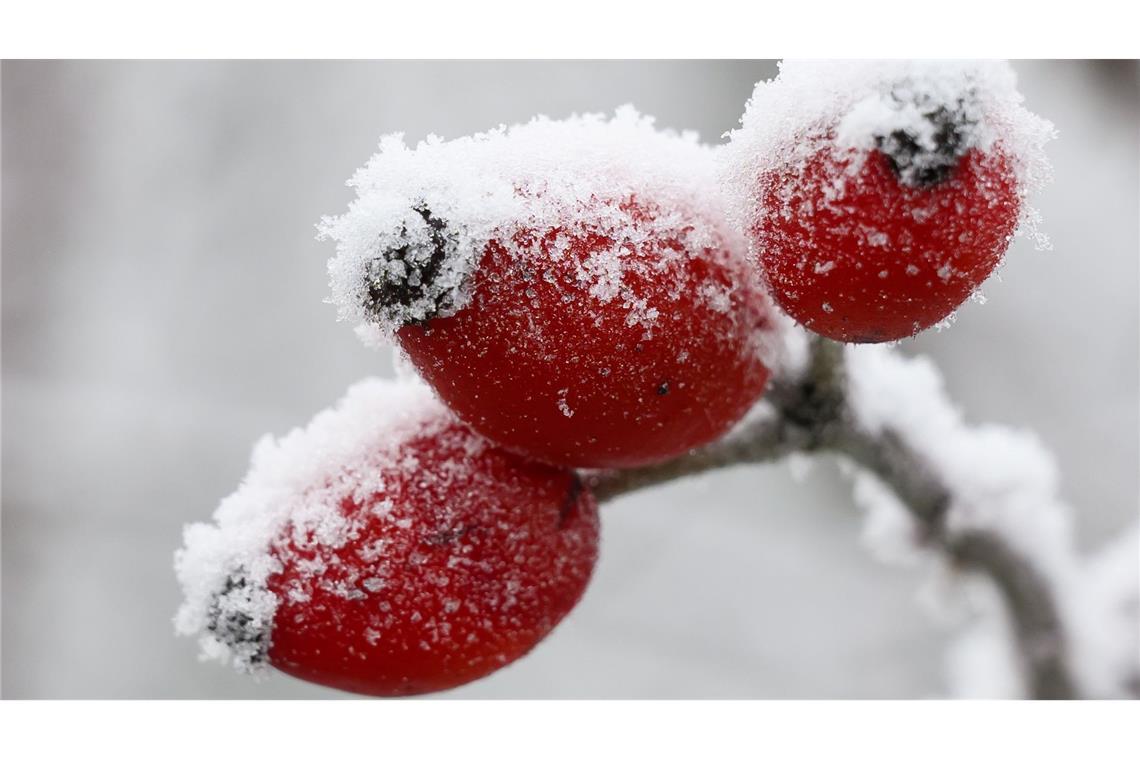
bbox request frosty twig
[589,337,1077,699]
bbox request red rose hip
[395,196,777,469]
[324,111,781,469]
[175,380,599,697]
[752,139,1020,342]
[723,61,1055,344]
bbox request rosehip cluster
[176,62,1051,698]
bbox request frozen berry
[751,136,1020,342]
[722,61,1055,344]
[322,109,781,469]
[175,380,599,697]
[395,196,776,469]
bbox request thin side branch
[587,411,805,503]
[589,337,1077,699]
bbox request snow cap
[320,107,736,345]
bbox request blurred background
[2,60,1137,698]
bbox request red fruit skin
[752,145,1020,343]
[398,200,774,469]
[265,420,599,697]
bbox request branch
[588,409,805,503]
[588,337,1078,699]
[831,419,1074,699]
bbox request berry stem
[587,337,1077,699]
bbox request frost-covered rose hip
[752,139,1020,342]
[174,380,599,697]
[267,419,598,696]
[722,61,1055,343]
[322,109,781,468]
[396,197,775,469]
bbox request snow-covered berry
[721,60,1055,343]
[322,108,782,468]
[174,379,599,696]
[400,196,778,468]
[752,138,1020,342]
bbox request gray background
[2,60,1137,698]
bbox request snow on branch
[589,336,1139,699]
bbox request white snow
[849,469,924,567]
[843,343,1140,697]
[945,588,1025,699]
[1064,524,1140,697]
[321,106,747,346]
[845,344,1075,581]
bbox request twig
[588,410,804,503]
[588,337,1077,699]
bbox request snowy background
[2,60,1136,698]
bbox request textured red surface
[267,420,599,697]
[399,199,774,468]
[752,146,1020,343]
